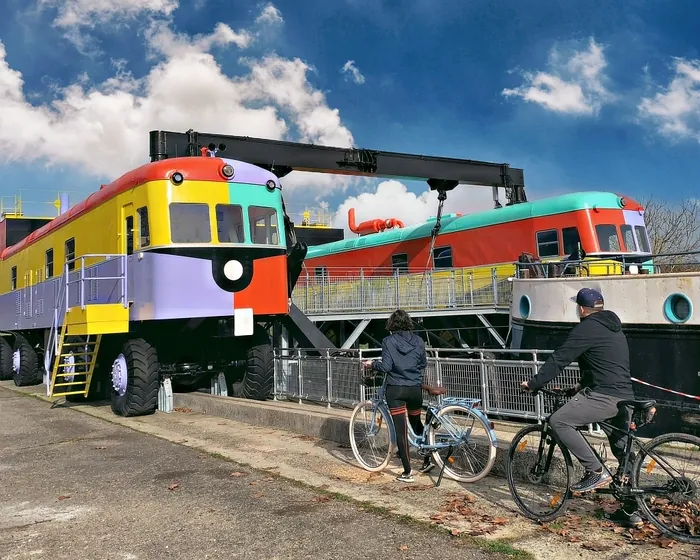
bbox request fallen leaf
[58,495,71,501]
[311,496,331,503]
[94,446,107,450]
[582,543,611,551]
[450,529,461,536]
[173,407,193,413]
[229,471,247,478]
[656,538,677,549]
[253,493,264,499]
[491,517,510,525]
[249,481,259,486]
[398,545,409,551]
[263,477,275,482]
[168,482,180,491]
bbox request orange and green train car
[0,154,299,416]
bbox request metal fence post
[491,268,498,306]
[532,351,542,421]
[479,350,490,413]
[297,350,303,405]
[325,349,332,409]
[468,272,474,306]
[360,268,365,311]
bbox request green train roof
[305,191,629,259]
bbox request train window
[536,229,559,257]
[169,203,212,243]
[620,224,637,252]
[635,225,651,253]
[216,204,245,243]
[391,253,409,273]
[595,224,621,252]
[562,227,581,256]
[137,206,150,248]
[433,246,453,268]
[45,249,54,278]
[10,266,16,291]
[249,206,279,245]
[125,215,134,255]
[65,238,75,271]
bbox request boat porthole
[663,293,693,324]
[519,295,531,319]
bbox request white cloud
[0,14,354,196]
[502,38,615,115]
[256,3,284,25]
[341,60,366,84]
[637,58,700,142]
[330,180,504,238]
[39,0,178,29]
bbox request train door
[122,203,135,256]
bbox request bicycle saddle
[617,399,656,411]
[423,385,448,396]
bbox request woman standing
[363,309,432,483]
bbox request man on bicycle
[521,288,643,526]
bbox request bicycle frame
[538,392,689,497]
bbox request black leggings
[386,384,424,474]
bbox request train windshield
[635,225,651,252]
[216,204,245,243]
[169,203,212,243]
[249,206,279,245]
[595,224,621,252]
[620,224,637,251]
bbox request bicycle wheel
[506,423,574,522]
[426,404,497,483]
[633,432,700,544]
[349,400,393,472]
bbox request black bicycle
[505,387,700,544]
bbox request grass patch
[472,538,534,558]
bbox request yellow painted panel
[64,304,129,335]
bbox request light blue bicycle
[349,375,498,485]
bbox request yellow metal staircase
[48,328,103,398]
[44,253,130,399]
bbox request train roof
[305,191,644,259]
[1,156,278,260]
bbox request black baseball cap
[570,288,604,308]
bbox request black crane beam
[149,129,527,204]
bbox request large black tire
[110,338,159,417]
[231,339,274,401]
[0,336,13,380]
[12,334,41,387]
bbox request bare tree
[639,196,700,272]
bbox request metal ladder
[48,328,102,398]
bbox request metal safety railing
[291,265,514,315]
[274,347,585,424]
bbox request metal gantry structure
[149,129,524,352]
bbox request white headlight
[223,260,244,281]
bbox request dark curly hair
[386,309,413,332]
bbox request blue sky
[0,0,698,227]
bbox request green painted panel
[226,182,286,247]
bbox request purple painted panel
[129,252,233,321]
[220,158,279,186]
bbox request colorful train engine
[303,191,653,279]
[0,145,307,416]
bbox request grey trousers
[549,388,626,472]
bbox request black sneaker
[419,458,435,474]
[396,472,414,483]
[570,468,612,493]
[603,507,644,528]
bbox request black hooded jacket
[528,310,635,400]
[371,331,427,387]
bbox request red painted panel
[235,254,288,315]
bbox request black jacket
[528,310,635,400]
[371,331,427,387]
